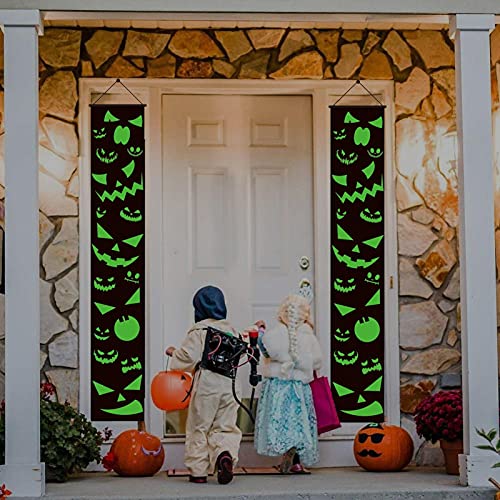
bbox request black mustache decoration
[357,449,382,458]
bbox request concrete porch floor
[38,467,495,500]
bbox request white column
[0,10,45,497]
[450,14,499,487]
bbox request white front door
[162,94,314,431]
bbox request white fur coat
[260,323,322,384]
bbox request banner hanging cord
[332,80,385,107]
[91,78,145,106]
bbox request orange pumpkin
[151,370,192,412]
[108,428,164,477]
[353,423,414,472]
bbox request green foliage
[0,389,109,482]
[476,428,500,469]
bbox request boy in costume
[166,285,264,484]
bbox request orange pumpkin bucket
[151,359,193,412]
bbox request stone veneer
[0,25,498,464]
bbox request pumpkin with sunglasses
[353,423,413,471]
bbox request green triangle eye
[97,223,113,240]
[124,375,142,391]
[344,112,360,124]
[337,225,353,241]
[363,235,384,249]
[332,174,347,186]
[362,161,375,180]
[93,381,114,396]
[365,376,383,392]
[122,160,135,179]
[369,116,383,129]
[333,382,355,397]
[104,110,119,123]
[92,173,108,185]
[123,234,143,248]
[125,288,140,305]
[129,115,143,128]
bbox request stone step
[36,468,495,500]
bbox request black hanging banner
[90,104,145,421]
[330,105,385,423]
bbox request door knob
[299,256,310,270]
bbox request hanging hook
[91,78,145,106]
[331,80,385,107]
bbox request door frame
[78,78,398,461]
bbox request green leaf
[492,462,500,468]
[488,429,498,442]
[476,428,489,439]
[476,445,497,452]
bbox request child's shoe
[216,451,234,484]
[189,476,207,484]
[279,447,297,474]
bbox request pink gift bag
[310,371,341,434]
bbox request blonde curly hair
[277,294,312,376]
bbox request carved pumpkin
[107,428,164,476]
[151,370,192,412]
[353,423,413,472]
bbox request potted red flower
[414,389,463,475]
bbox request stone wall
[0,25,498,463]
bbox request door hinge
[389,276,394,289]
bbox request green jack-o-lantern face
[336,149,358,166]
[334,277,356,293]
[128,146,144,158]
[92,223,143,268]
[96,148,118,164]
[94,349,119,365]
[334,328,351,343]
[332,245,379,269]
[93,375,143,416]
[333,128,347,140]
[93,160,144,203]
[93,127,106,139]
[334,350,359,366]
[104,110,143,148]
[365,272,380,286]
[361,358,382,376]
[336,208,347,220]
[368,147,383,159]
[93,276,116,292]
[121,357,142,374]
[125,270,141,284]
[94,326,110,341]
[360,208,382,223]
[96,206,107,219]
[334,377,383,417]
[120,206,143,222]
[355,317,381,343]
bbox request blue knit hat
[193,286,227,323]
